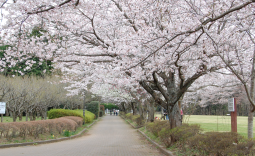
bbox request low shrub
[73,109,95,123]
[131,115,140,121]
[86,101,100,119]
[0,116,84,141]
[47,109,95,123]
[168,124,201,146]
[47,109,83,119]
[158,127,172,147]
[63,116,83,127]
[135,116,144,126]
[146,120,169,137]
[141,120,255,155]
[187,132,255,156]
[125,113,132,120]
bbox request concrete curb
[120,115,175,156]
[0,117,101,149]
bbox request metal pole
[1,114,3,122]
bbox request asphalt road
[0,114,165,156]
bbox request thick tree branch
[111,0,138,32]
[152,71,170,102]
[139,80,167,108]
[27,0,76,15]
[74,53,117,57]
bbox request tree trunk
[5,108,9,117]
[168,103,182,129]
[12,111,17,122]
[248,105,254,139]
[18,113,22,121]
[29,112,33,121]
[147,102,154,122]
[131,102,136,115]
[45,110,47,120]
[32,112,36,121]
[138,102,145,120]
[248,44,255,138]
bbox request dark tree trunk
[139,66,210,130]
[168,103,182,129]
[18,113,22,121]
[32,112,36,121]
[147,101,154,122]
[131,102,137,115]
[12,111,17,122]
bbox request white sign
[228,98,234,112]
[0,102,6,114]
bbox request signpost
[228,98,237,133]
[0,102,6,123]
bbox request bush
[0,116,83,140]
[168,124,201,145]
[86,101,100,119]
[146,120,169,137]
[101,103,119,110]
[125,113,132,120]
[48,109,83,119]
[99,105,105,117]
[74,109,95,123]
[135,116,144,126]
[158,127,172,148]
[47,109,95,123]
[187,132,255,156]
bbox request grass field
[155,113,255,138]
[0,116,44,122]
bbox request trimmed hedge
[0,116,83,141]
[101,103,119,110]
[47,109,95,123]
[86,101,100,119]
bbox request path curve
[0,115,165,156]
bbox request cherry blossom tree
[1,0,255,132]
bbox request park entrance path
[0,115,165,156]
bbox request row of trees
[0,75,82,121]
[1,0,255,138]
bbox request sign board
[0,102,6,114]
[228,98,234,112]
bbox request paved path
[0,115,165,156]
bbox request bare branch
[27,0,73,15]
[111,0,138,32]
[153,71,170,102]
[0,0,8,8]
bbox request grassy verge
[154,113,255,138]
[1,116,44,122]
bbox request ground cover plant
[122,112,255,155]
[155,114,255,138]
[141,121,255,156]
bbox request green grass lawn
[184,115,254,138]
[0,116,43,123]
[155,113,255,138]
